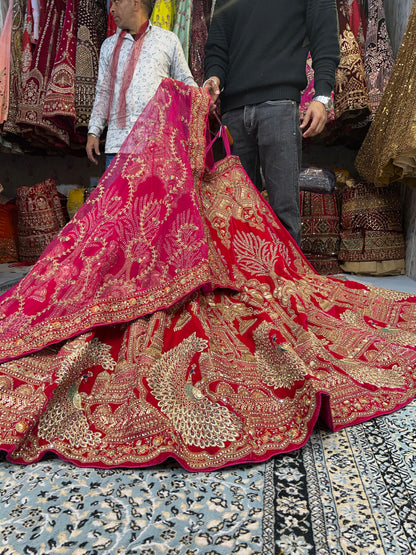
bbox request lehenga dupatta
[0,79,415,471]
[0,80,224,361]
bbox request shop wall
[404,186,416,279]
[0,152,104,198]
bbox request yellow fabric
[151,0,176,30]
[67,188,85,219]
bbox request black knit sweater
[204,0,340,113]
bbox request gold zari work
[355,2,416,186]
[0,81,415,471]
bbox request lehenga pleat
[0,79,415,471]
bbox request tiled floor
[0,263,33,288]
[1,263,416,294]
[337,273,416,294]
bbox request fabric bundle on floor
[338,180,406,276]
[299,167,340,275]
[16,179,67,263]
[0,80,415,471]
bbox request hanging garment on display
[151,0,176,30]
[16,178,67,263]
[363,0,394,117]
[355,1,416,186]
[173,0,192,62]
[74,0,108,130]
[0,80,415,471]
[42,0,79,135]
[189,0,209,86]
[1,0,25,140]
[0,0,12,124]
[334,0,371,121]
[300,0,369,138]
[348,0,367,55]
[16,0,70,146]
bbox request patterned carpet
[1,400,415,555]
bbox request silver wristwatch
[312,95,334,112]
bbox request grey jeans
[222,100,302,244]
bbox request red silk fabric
[0,80,415,471]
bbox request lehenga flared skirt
[0,80,415,471]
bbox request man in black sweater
[204,0,340,245]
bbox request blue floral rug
[1,400,415,555]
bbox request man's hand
[86,134,101,165]
[203,76,221,112]
[300,100,328,138]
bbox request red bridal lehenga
[0,79,415,471]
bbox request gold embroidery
[148,333,241,448]
[254,325,307,390]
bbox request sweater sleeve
[306,0,340,97]
[203,0,229,87]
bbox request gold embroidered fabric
[355,2,416,186]
[1,0,25,138]
[151,0,176,30]
[338,180,406,275]
[334,0,371,120]
[75,0,108,130]
[0,80,415,471]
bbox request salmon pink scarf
[106,20,149,128]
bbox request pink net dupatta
[0,79,235,362]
